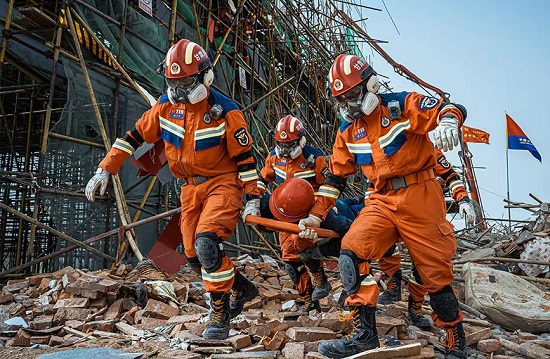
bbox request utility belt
[382,168,435,192]
[182,175,210,186]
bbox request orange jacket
[312,92,465,219]
[432,147,468,203]
[99,88,260,196]
[258,145,326,193]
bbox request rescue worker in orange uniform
[378,147,476,329]
[85,39,260,340]
[242,115,333,312]
[298,54,468,359]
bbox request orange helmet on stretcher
[269,178,315,223]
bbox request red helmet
[274,115,306,159]
[269,178,315,222]
[164,39,211,79]
[164,39,214,104]
[328,54,378,100]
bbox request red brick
[266,331,286,351]
[477,339,502,353]
[53,298,89,309]
[4,281,28,293]
[138,317,168,330]
[30,335,51,345]
[53,307,93,323]
[0,294,13,304]
[30,315,53,330]
[282,342,305,359]
[144,299,179,319]
[27,274,52,286]
[89,297,107,309]
[167,313,204,325]
[6,328,31,347]
[228,334,252,349]
[465,327,493,346]
[104,298,123,320]
[82,320,116,333]
[64,320,84,331]
[240,344,266,352]
[287,327,337,341]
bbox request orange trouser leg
[294,236,316,252]
[341,200,399,307]
[408,279,428,302]
[297,270,312,293]
[391,179,463,327]
[378,253,401,278]
[180,173,243,293]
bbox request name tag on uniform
[170,109,185,119]
[354,127,366,140]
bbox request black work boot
[318,306,379,358]
[203,293,231,340]
[378,270,402,304]
[444,322,468,359]
[407,296,432,328]
[311,266,332,301]
[297,290,321,313]
[229,271,259,319]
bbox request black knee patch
[382,244,397,258]
[194,232,224,273]
[430,286,459,322]
[339,249,364,295]
[285,261,306,285]
[411,265,424,286]
[299,247,322,272]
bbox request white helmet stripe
[185,42,198,65]
[290,117,298,132]
[328,71,333,83]
[343,55,354,75]
[277,119,284,131]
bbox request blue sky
[357,0,550,226]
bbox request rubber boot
[311,266,332,301]
[378,270,402,304]
[297,290,321,313]
[203,293,230,340]
[407,296,432,328]
[444,322,468,359]
[229,271,259,319]
[318,305,379,358]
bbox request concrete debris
[0,252,547,359]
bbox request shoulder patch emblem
[203,113,211,124]
[437,156,451,169]
[381,116,390,128]
[353,127,366,140]
[300,162,306,169]
[234,127,250,146]
[419,96,439,110]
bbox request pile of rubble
[0,253,549,359]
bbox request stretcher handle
[246,215,340,238]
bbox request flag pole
[505,112,511,230]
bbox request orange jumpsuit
[310,92,465,327]
[378,146,469,302]
[99,88,260,294]
[258,145,326,293]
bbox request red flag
[462,125,490,144]
[208,19,215,43]
[506,114,541,162]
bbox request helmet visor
[276,139,300,157]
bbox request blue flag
[506,114,542,162]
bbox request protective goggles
[166,75,199,89]
[334,84,363,104]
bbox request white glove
[242,198,260,224]
[433,116,460,151]
[85,168,110,202]
[459,198,476,225]
[298,214,322,239]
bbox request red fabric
[462,126,490,144]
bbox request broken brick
[266,331,286,351]
[143,299,179,319]
[53,298,89,309]
[287,327,337,341]
[228,334,252,349]
[477,339,502,353]
[104,298,123,320]
[30,315,53,330]
[6,328,31,347]
[282,342,305,359]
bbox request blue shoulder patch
[339,120,353,133]
[302,144,324,158]
[270,149,276,157]
[159,93,170,104]
[208,88,240,117]
[380,92,408,110]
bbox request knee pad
[382,244,397,258]
[411,265,424,286]
[339,249,364,295]
[429,286,459,322]
[194,232,224,273]
[284,261,306,285]
[298,247,322,272]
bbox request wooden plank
[343,343,422,359]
